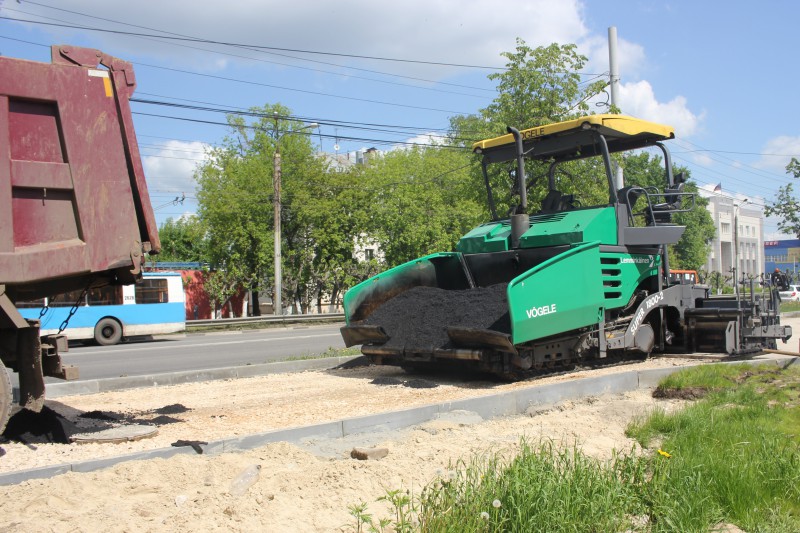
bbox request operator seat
[539,189,563,213]
[649,182,685,225]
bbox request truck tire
[0,363,11,434]
[94,318,123,346]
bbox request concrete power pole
[608,26,624,190]
[608,27,620,110]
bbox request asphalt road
[44,324,348,382]
[17,315,798,386]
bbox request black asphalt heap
[362,284,510,352]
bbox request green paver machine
[340,115,791,378]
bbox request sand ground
[1,315,797,532]
[0,356,705,532]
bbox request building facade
[704,195,764,279]
[764,239,800,278]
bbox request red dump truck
[0,46,161,431]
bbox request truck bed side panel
[0,50,159,294]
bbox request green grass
[651,362,780,397]
[626,364,800,532]
[283,345,361,361]
[351,364,800,532]
[780,301,800,313]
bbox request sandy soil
[0,356,707,532]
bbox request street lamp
[273,117,319,315]
[733,198,748,302]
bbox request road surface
[46,324,347,382]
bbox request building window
[721,222,730,235]
[365,249,374,261]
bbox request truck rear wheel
[0,363,11,434]
[94,318,122,346]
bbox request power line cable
[0,15,512,70]
[131,110,469,151]
[133,61,473,115]
[1,6,607,74]
[4,4,498,97]
[0,32,470,115]
[131,97,472,144]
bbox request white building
[704,194,764,278]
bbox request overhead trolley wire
[131,110,469,151]
[4,4,498,97]
[0,15,507,70]
[0,7,607,75]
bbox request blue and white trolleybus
[17,272,186,345]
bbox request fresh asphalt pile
[362,283,511,351]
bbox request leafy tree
[484,40,607,129]
[358,146,483,266]
[155,216,207,263]
[195,103,319,314]
[449,39,610,218]
[765,157,800,236]
[195,103,365,314]
[287,161,375,311]
[204,268,242,318]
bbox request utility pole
[272,116,319,316]
[608,27,620,110]
[608,27,624,191]
[273,133,282,316]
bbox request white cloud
[617,80,703,137]
[756,136,800,173]
[7,0,703,128]
[400,132,447,148]
[8,0,588,75]
[691,152,714,168]
[141,140,209,195]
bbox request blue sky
[1,0,796,237]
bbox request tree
[155,216,207,263]
[204,268,242,318]
[285,161,374,311]
[448,39,610,218]
[358,146,483,266]
[484,40,607,129]
[195,104,321,314]
[765,157,800,236]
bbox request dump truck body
[341,115,790,378]
[0,46,160,431]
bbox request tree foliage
[193,103,325,313]
[765,157,800,237]
[359,146,482,266]
[155,216,206,263]
[484,40,607,129]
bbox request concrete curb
[1,355,795,486]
